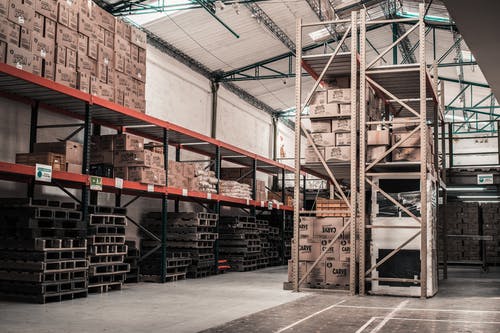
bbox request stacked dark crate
[482,203,500,264]
[219,216,262,272]
[267,224,282,266]
[124,240,140,283]
[283,214,293,260]
[257,219,271,268]
[87,206,130,293]
[438,202,480,262]
[0,199,88,303]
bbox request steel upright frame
[358,4,439,298]
[293,11,358,295]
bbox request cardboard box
[95,81,114,102]
[138,47,146,64]
[310,119,331,133]
[149,151,164,168]
[44,56,55,80]
[103,29,113,49]
[309,103,338,118]
[0,0,8,16]
[77,53,96,74]
[8,0,34,26]
[32,12,43,34]
[31,53,42,76]
[19,25,30,51]
[0,41,7,63]
[367,129,390,146]
[392,131,421,147]
[88,32,98,59]
[91,134,114,151]
[130,26,146,48]
[56,24,78,51]
[66,162,81,173]
[324,146,350,162]
[392,147,420,162]
[114,150,152,167]
[78,0,95,18]
[132,61,145,82]
[305,147,324,164]
[66,47,76,69]
[77,33,88,54]
[55,44,65,66]
[299,216,314,239]
[45,17,56,40]
[55,64,76,88]
[325,260,349,285]
[78,13,93,37]
[114,133,144,151]
[331,119,351,132]
[313,217,344,239]
[35,0,57,20]
[0,16,20,45]
[90,150,113,165]
[335,132,350,146]
[130,43,138,63]
[32,31,54,58]
[6,44,32,71]
[311,132,336,147]
[310,91,327,105]
[16,152,65,171]
[327,88,351,103]
[57,1,77,31]
[367,145,388,163]
[98,6,115,32]
[314,238,337,259]
[115,18,131,40]
[127,166,165,185]
[98,43,113,66]
[113,166,127,179]
[77,71,90,93]
[182,163,194,178]
[298,239,317,261]
[33,140,83,164]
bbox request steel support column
[81,102,92,226]
[214,146,221,274]
[28,101,39,198]
[161,128,169,282]
[210,80,219,139]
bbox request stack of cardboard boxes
[287,214,350,289]
[0,0,146,113]
[306,87,353,163]
[16,139,83,172]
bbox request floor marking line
[275,299,346,333]
[374,316,500,325]
[336,304,500,314]
[355,317,377,333]
[369,300,409,333]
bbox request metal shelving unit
[358,4,441,298]
[0,63,305,280]
[293,12,358,295]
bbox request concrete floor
[1,266,500,333]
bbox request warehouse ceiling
[98,0,496,128]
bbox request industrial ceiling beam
[244,2,296,52]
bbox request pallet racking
[0,62,313,282]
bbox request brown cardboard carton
[77,13,93,36]
[32,12,43,34]
[91,134,114,151]
[367,129,390,146]
[311,132,336,147]
[0,0,8,16]
[78,0,95,18]
[66,162,81,173]
[114,87,124,105]
[55,64,76,88]
[367,145,388,163]
[55,44,65,66]
[16,152,65,171]
[114,133,144,151]
[325,260,349,285]
[45,18,56,40]
[313,238,337,260]
[19,25,31,51]
[32,31,54,58]
[306,260,326,284]
[103,29,113,49]
[310,119,331,133]
[77,33,88,55]
[182,163,195,178]
[77,71,90,93]
[97,5,115,32]
[90,150,113,165]
[138,47,146,64]
[392,147,420,162]
[331,119,351,132]
[98,43,113,68]
[107,67,114,85]
[114,150,153,167]
[309,103,338,118]
[56,24,77,50]
[305,147,324,164]
[0,16,20,45]
[327,88,351,103]
[6,44,32,71]
[130,43,138,63]
[392,131,421,147]
[66,47,76,69]
[310,91,327,105]
[299,216,314,239]
[324,146,350,162]
[115,18,131,40]
[335,132,350,146]
[35,0,56,20]
[89,74,97,95]
[148,151,164,169]
[313,217,344,239]
[297,238,317,261]
[88,31,98,59]
[57,1,77,30]
[130,26,146,48]
[339,237,350,263]
[8,0,34,26]
[33,140,83,164]
[95,81,114,102]
[77,53,96,74]
[31,53,42,75]
[132,61,145,82]
[127,166,158,185]
[96,62,107,83]
[0,41,7,63]
[44,56,55,80]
